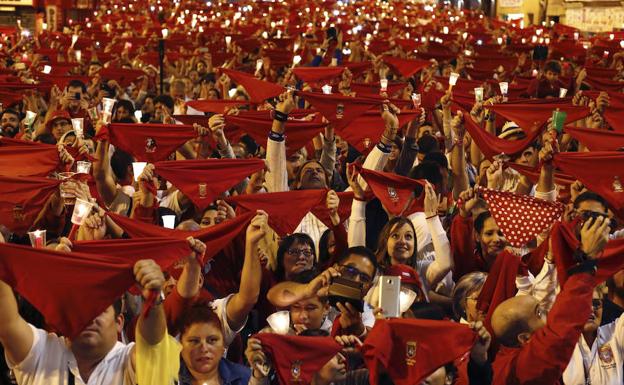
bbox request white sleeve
[423,216,453,287]
[358,145,389,191]
[534,189,557,202]
[265,138,289,193]
[614,311,624,356]
[211,295,246,348]
[407,212,430,254]
[348,199,367,247]
[7,325,67,383]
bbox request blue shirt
[178,358,251,385]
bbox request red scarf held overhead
[0,145,60,177]
[97,67,145,87]
[564,126,624,151]
[487,102,590,131]
[355,166,427,217]
[361,318,476,385]
[254,333,342,385]
[553,151,624,211]
[226,189,328,236]
[350,81,407,97]
[0,175,61,235]
[310,191,354,228]
[478,187,565,247]
[339,110,421,153]
[221,68,285,103]
[383,56,431,78]
[72,237,192,264]
[462,111,543,161]
[224,114,327,157]
[107,211,255,266]
[153,159,266,210]
[297,91,383,131]
[184,99,253,114]
[0,242,182,339]
[292,66,345,84]
[476,250,521,333]
[96,123,197,163]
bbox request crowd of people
[1,0,624,384]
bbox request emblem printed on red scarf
[363,137,372,149]
[198,183,207,199]
[388,187,400,203]
[406,341,417,366]
[145,137,157,153]
[13,206,25,222]
[478,187,564,247]
[336,103,344,119]
[613,176,623,193]
[291,360,302,381]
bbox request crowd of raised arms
[0,1,623,384]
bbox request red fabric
[506,163,576,187]
[98,67,145,87]
[475,250,520,332]
[153,159,266,210]
[0,175,61,235]
[96,123,197,163]
[350,81,407,97]
[227,190,327,236]
[549,220,624,286]
[221,68,285,103]
[564,127,624,151]
[107,211,254,265]
[488,102,590,131]
[383,56,431,78]
[339,110,421,152]
[72,237,191,266]
[361,318,476,385]
[491,273,596,385]
[184,100,253,114]
[224,114,326,157]
[553,151,624,211]
[310,191,354,228]
[293,66,345,83]
[478,187,564,247]
[450,214,488,278]
[462,111,543,161]
[384,264,427,300]
[0,145,60,177]
[356,166,427,217]
[0,242,182,339]
[298,91,383,131]
[254,333,342,385]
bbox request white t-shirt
[210,294,245,348]
[7,325,136,385]
[563,314,624,385]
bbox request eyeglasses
[338,264,373,284]
[592,299,603,310]
[287,248,313,258]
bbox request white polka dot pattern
[479,187,565,247]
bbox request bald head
[176,219,200,232]
[491,295,544,347]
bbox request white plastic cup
[132,162,147,182]
[449,72,460,87]
[266,311,290,335]
[380,78,388,92]
[71,118,84,139]
[134,110,143,122]
[162,215,176,229]
[76,161,91,174]
[559,88,568,98]
[499,81,509,96]
[42,65,52,74]
[474,87,484,103]
[28,229,46,248]
[411,93,421,108]
[71,198,94,225]
[399,288,417,314]
[322,84,332,95]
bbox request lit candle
[71,198,94,225]
[292,55,302,66]
[28,229,46,248]
[42,65,52,74]
[161,28,169,39]
[380,78,388,92]
[449,72,459,87]
[411,93,421,108]
[132,162,147,182]
[499,82,509,97]
[225,35,232,46]
[266,311,290,334]
[134,110,142,122]
[71,118,84,139]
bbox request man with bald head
[490,215,611,384]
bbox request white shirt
[7,325,136,385]
[563,314,624,385]
[211,294,245,348]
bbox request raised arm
[0,280,33,366]
[93,120,119,206]
[265,92,295,192]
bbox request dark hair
[375,217,417,268]
[179,301,224,338]
[238,134,258,156]
[337,246,378,277]
[110,149,134,181]
[34,132,57,144]
[408,302,445,320]
[318,229,333,267]
[544,60,562,74]
[474,211,492,234]
[573,191,609,212]
[0,108,20,120]
[295,160,330,189]
[416,135,438,154]
[423,151,449,170]
[113,297,123,317]
[275,233,316,281]
[408,161,443,188]
[115,99,135,115]
[154,94,175,111]
[298,328,330,337]
[67,79,87,93]
[116,117,135,124]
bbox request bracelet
[268,131,285,142]
[567,260,598,277]
[273,110,288,122]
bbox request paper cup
[162,215,176,229]
[132,162,147,182]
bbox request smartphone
[379,276,401,318]
[327,276,365,313]
[326,27,337,41]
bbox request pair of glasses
[339,265,372,284]
[287,248,313,258]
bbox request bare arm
[93,137,118,206]
[0,280,33,366]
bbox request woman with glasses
[274,233,316,282]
